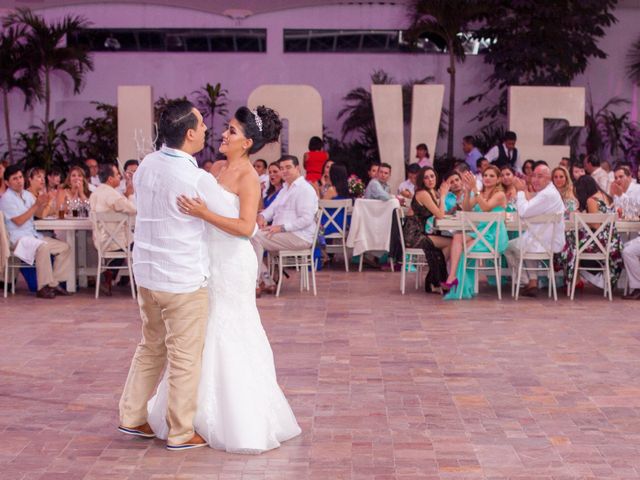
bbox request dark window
[69,28,267,53]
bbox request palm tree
[627,35,640,84]
[0,24,39,163]
[193,82,228,157]
[407,0,486,158]
[4,8,93,125]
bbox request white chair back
[460,211,505,258]
[572,212,615,259]
[319,199,352,271]
[516,213,564,257]
[90,211,134,255]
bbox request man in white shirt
[0,165,71,299]
[85,158,101,191]
[119,100,216,450]
[90,163,137,295]
[117,159,138,196]
[486,130,521,172]
[504,164,565,297]
[584,155,610,193]
[610,165,640,203]
[251,155,318,295]
[397,163,420,199]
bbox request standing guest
[313,159,334,198]
[0,165,71,299]
[117,159,139,196]
[462,136,483,173]
[402,167,451,293]
[90,163,137,295]
[253,158,269,196]
[610,165,640,203]
[552,166,578,212]
[584,154,610,193]
[414,143,431,168]
[252,155,318,295]
[85,158,101,190]
[364,163,393,200]
[46,167,62,192]
[261,161,283,210]
[366,162,380,185]
[56,165,91,210]
[557,175,622,290]
[444,165,508,300]
[303,136,329,183]
[486,130,521,171]
[398,163,421,199]
[559,157,571,169]
[504,164,565,297]
[0,161,8,197]
[570,161,586,183]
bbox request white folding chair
[319,199,352,272]
[1,212,37,297]
[569,212,615,301]
[514,213,563,301]
[274,210,322,297]
[90,211,136,299]
[460,211,506,299]
[394,208,429,294]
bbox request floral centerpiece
[348,174,365,198]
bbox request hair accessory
[252,110,263,132]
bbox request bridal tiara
[252,110,263,132]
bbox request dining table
[34,217,93,293]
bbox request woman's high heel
[441,278,458,292]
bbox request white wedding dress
[147,185,301,453]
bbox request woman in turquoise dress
[443,165,508,300]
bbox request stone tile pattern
[1,269,639,479]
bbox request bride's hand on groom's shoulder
[177,195,208,219]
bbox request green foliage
[14,119,73,171]
[193,82,228,159]
[467,0,618,122]
[626,35,640,84]
[75,102,118,164]
[472,124,507,155]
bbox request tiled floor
[1,268,640,479]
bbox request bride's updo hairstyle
[235,106,282,154]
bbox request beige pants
[119,286,209,445]
[35,237,72,290]
[251,231,311,286]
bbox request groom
[118,100,217,450]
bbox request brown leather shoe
[36,286,56,299]
[622,289,640,300]
[53,285,70,296]
[118,422,156,438]
[259,282,276,295]
[255,286,262,298]
[166,433,208,451]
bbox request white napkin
[13,236,46,265]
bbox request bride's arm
[177,173,259,238]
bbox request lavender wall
[3,3,639,161]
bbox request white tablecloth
[346,198,400,256]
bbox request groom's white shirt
[133,146,219,293]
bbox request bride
[147,106,301,453]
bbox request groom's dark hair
[158,100,198,149]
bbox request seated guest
[364,163,393,200]
[26,168,55,218]
[499,166,520,205]
[46,167,62,193]
[486,130,520,171]
[556,175,623,290]
[559,157,571,169]
[303,136,329,183]
[85,158,101,190]
[117,159,138,196]
[253,158,269,196]
[462,136,482,173]
[444,166,508,300]
[402,167,451,293]
[56,165,91,210]
[475,157,489,190]
[504,164,565,297]
[610,165,640,204]
[261,161,283,210]
[251,155,318,295]
[366,162,380,185]
[552,166,578,212]
[0,161,7,198]
[314,159,334,199]
[0,165,71,299]
[398,163,421,200]
[521,159,536,192]
[570,161,586,183]
[90,163,137,295]
[323,163,351,201]
[444,170,464,214]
